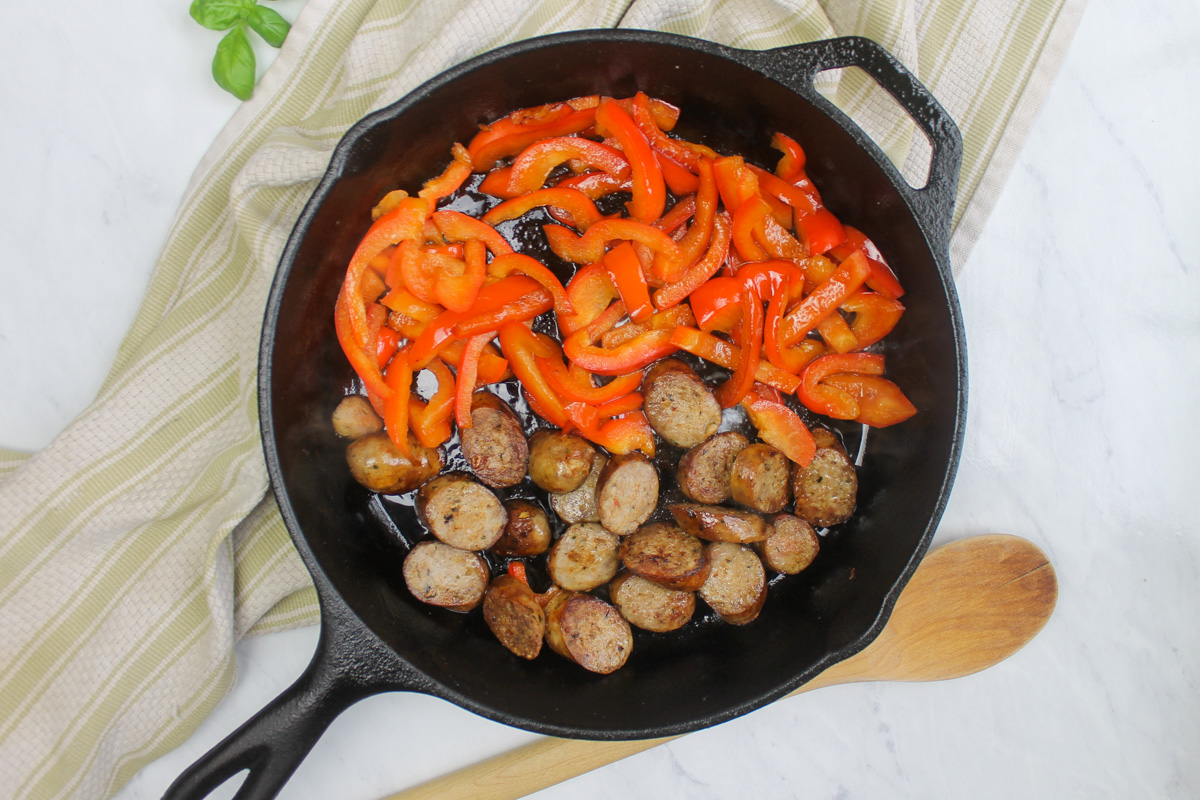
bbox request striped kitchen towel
[0,0,1084,798]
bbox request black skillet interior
[264,31,966,740]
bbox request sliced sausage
[547,522,621,591]
[416,473,507,551]
[483,574,546,659]
[491,499,552,557]
[668,503,771,544]
[332,395,383,439]
[346,431,441,495]
[459,391,528,488]
[595,453,659,535]
[544,591,633,674]
[756,514,820,574]
[676,431,748,504]
[402,541,489,611]
[609,571,695,633]
[698,542,767,625]
[811,427,845,453]
[730,443,791,513]
[549,451,607,524]
[529,430,596,493]
[618,522,710,592]
[792,446,858,527]
[641,358,722,448]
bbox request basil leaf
[212,27,256,101]
[247,5,290,48]
[190,0,251,31]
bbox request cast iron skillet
[166,30,966,800]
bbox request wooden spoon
[384,534,1057,800]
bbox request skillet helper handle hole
[759,35,963,252]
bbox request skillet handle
[753,36,963,253]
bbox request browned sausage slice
[641,358,722,448]
[668,503,771,544]
[544,591,634,674]
[332,395,383,439]
[346,431,442,495]
[811,427,845,453]
[676,431,748,504]
[528,430,597,492]
[459,391,528,488]
[730,443,791,513]
[416,473,507,551]
[618,522,710,591]
[491,499,552,557]
[609,572,695,632]
[698,542,767,625]
[402,541,489,611]
[483,574,546,659]
[792,446,858,527]
[547,522,621,591]
[548,451,607,524]
[595,453,659,535]
[756,514,820,574]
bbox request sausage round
[483,574,546,659]
[547,522,621,591]
[698,542,767,625]
[528,430,597,493]
[331,395,383,439]
[618,522,710,592]
[730,443,791,513]
[548,451,607,524]
[402,541,489,611]
[641,358,722,448]
[756,514,820,574]
[676,431,748,504]
[609,571,695,632]
[792,445,858,527]
[416,473,507,551]
[345,431,442,495]
[668,503,771,544]
[491,499,553,557]
[544,591,633,674]
[595,453,659,535]
[459,391,528,488]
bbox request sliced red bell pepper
[739,382,816,467]
[479,166,518,199]
[451,286,553,339]
[731,194,772,262]
[455,335,492,429]
[756,214,806,261]
[656,151,700,195]
[797,352,886,419]
[653,210,731,311]
[841,290,905,349]
[594,391,643,419]
[507,137,631,196]
[688,275,745,334]
[439,339,509,386]
[631,91,701,172]
[380,285,442,322]
[747,164,820,216]
[595,97,666,225]
[712,156,761,214]
[408,275,544,368]
[432,210,514,256]
[828,225,906,300]
[434,238,487,313]
[669,326,802,395]
[553,171,632,200]
[482,186,605,231]
[795,206,848,256]
[390,240,439,305]
[556,262,620,336]
[544,218,680,265]
[816,313,859,354]
[336,283,393,400]
[538,356,644,405]
[497,322,571,428]
[778,250,872,346]
[738,260,807,303]
[382,349,413,457]
[764,282,825,375]
[655,157,717,283]
[821,373,917,427]
[599,304,694,349]
[468,105,599,171]
[376,325,401,369]
[563,325,677,376]
[655,195,697,237]
[575,410,656,457]
[602,241,654,323]
[713,286,763,409]
[486,252,574,316]
[418,143,473,200]
[771,132,807,182]
[387,311,429,342]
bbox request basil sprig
[190,0,291,101]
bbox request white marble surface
[3,0,1199,798]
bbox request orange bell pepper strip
[497,322,572,428]
[653,210,731,311]
[439,339,509,386]
[336,283,393,400]
[841,290,905,349]
[655,158,718,283]
[631,91,701,172]
[778,250,872,346]
[451,286,553,339]
[408,275,544,368]
[554,171,633,200]
[468,105,599,171]
[602,241,654,323]
[382,349,413,457]
[595,97,666,225]
[544,218,681,265]
[563,325,677,376]
[739,382,816,467]
[380,284,442,322]
[656,151,700,195]
[822,373,917,427]
[795,206,848,256]
[479,166,519,199]
[432,210,514,256]
[574,410,656,457]
[486,252,574,316]
[386,312,429,341]
[828,225,906,300]
[771,132,807,182]
[537,356,644,405]
[713,287,762,409]
[418,143,473,200]
[797,352,886,419]
[764,283,825,375]
[556,262,620,336]
[482,187,606,231]
[506,137,631,196]
[669,326,802,395]
[434,238,487,313]
[376,325,401,369]
[455,335,493,429]
[600,304,695,349]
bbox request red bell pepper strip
[408,276,544,368]
[506,137,631,196]
[795,206,848,256]
[656,151,700,195]
[841,290,905,349]
[538,356,644,405]
[554,171,633,200]
[828,225,906,300]
[738,260,807,303]
[631,91,701,172]
[757,214,806,261]
[455,335,492,429]
[418,143,472,200]
[764,282,825,375]
[482,187,605,231]
[778,250,872,346]
[669,326,802,395]
[731,194,772,262]
[380,285,442,322]
[439,339,509,386]
[434,238,487,313]
[575,410,657,457]
[653,210,731,311]
[468,106,599,171]
[746,164,821,216]
[479,166,518,199]
[376,325,401,369]
[713,156,762,214]
[506,559,531,586]
[739,382,816,467]
[432,210,514,256]
[556,262,620,336]
[600,304,695,350]
[602,241,655,323]
[656,158,718,283]
[360,267,387,303]
[713,286,763,409]
[382,349,413,457]
[452,286,553,339]
[595,97,666,225]
[563,326,677,376]
[771,132,807,182]
[543,219,681,265]
[816,312,858,354]
[797,353,886,419]
[335,283,393,400]
[387,312,428,342]
[486,252,574,316]
[497,322,572,428]
[821,373,917,427]
[655,195,697,236]
[594,391,644,419]
[390,240,438,305]
[688,276,744,334]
